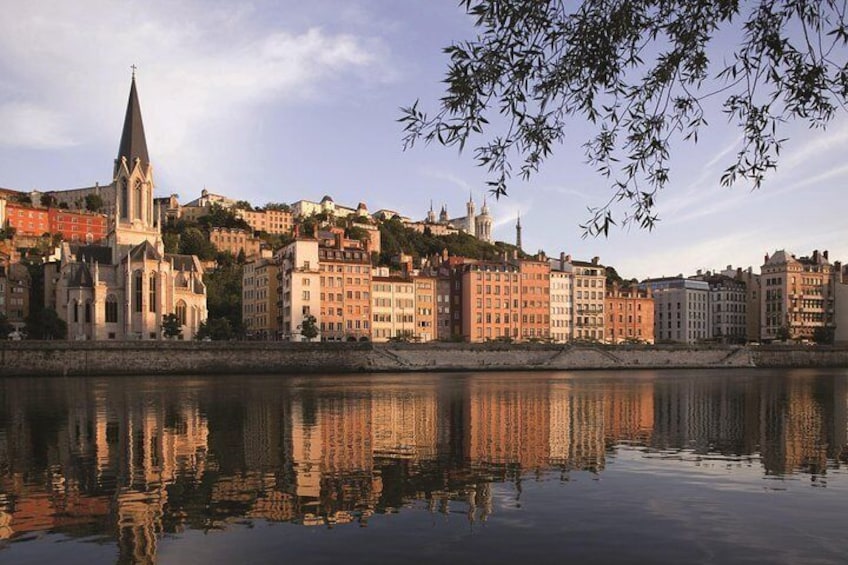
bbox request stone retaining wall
[2,342,847,377]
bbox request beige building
[413,276,437,342]
[45,75,207,340]
[571,257,606,342]
[237,207,293,235]
[242,255,279,339]
[276,238,321,341]
[548,254,574,343]
[371,276,415,341]
[761,249,838,341]
[208,227,264,258]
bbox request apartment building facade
[519,258,551,341]
[317,231,372,341]
[242,255,279,339]
[572,258,606,342]
[605,284,654,344]
[276,239,321,341]
[640,277,710,344]
[549,255,574,343]
[760,249,838,341]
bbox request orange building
[519,258,551,341]
[459,261,521,342]
[48,208,108,243]
[605,283,655,344]
[318,229,372,341]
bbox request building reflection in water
[0,370,847,561]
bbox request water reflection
[0,369,846,562]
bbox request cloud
[0,102,77,149]
[0,0,391,191]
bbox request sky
[1,0,846,281]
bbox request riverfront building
[760,249,838,342]
[275,238,321,341]
[571,257,607,342]
[605,283,654,344]
[640,277,710,344]
[549,254,574,343]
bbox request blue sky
[1,0,846,280]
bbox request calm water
[1,369,847,564]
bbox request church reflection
[0,371,846,562]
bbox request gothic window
[175,300,187,326]
[84,301,92,324]
[105,295,118,323]
[72,299,79,323]
[134,180,143,221]
[149,274,157,313]
[121,179,128,220]
[133,270,143,313]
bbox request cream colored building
[761,249,838,341]
[569,256,606,342]
[371,276,415,341]
[276,238,321,341]
[548,256,573,343]
[44,75,207,340]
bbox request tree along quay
[1,341,848,377]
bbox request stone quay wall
[1,342,847,377]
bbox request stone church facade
[45,75,207,340]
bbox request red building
[48,208,108,243]
[5,203,49,237]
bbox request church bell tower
[110,69,160,254]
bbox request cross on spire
[131,64,137,79]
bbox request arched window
[71,299,79,323]
[175,300,187,326]
[133,270,143,313]
[120,179,128,220]
[84,301,92,324]
[105,295,118,323]
[149,273,157,313]
[134,180,143,221]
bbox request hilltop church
[45,74,207,340]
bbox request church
[425,194,493,243]
[44,74,207,340]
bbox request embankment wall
[1,342,847,377]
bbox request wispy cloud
[0,0,391,189]
[0,102,76,149]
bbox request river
[1,368,847,564]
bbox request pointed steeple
[116,72,149,174]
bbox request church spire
[116,70,149,175]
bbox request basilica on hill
[44,74,207,340]
[425,194,493,243]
